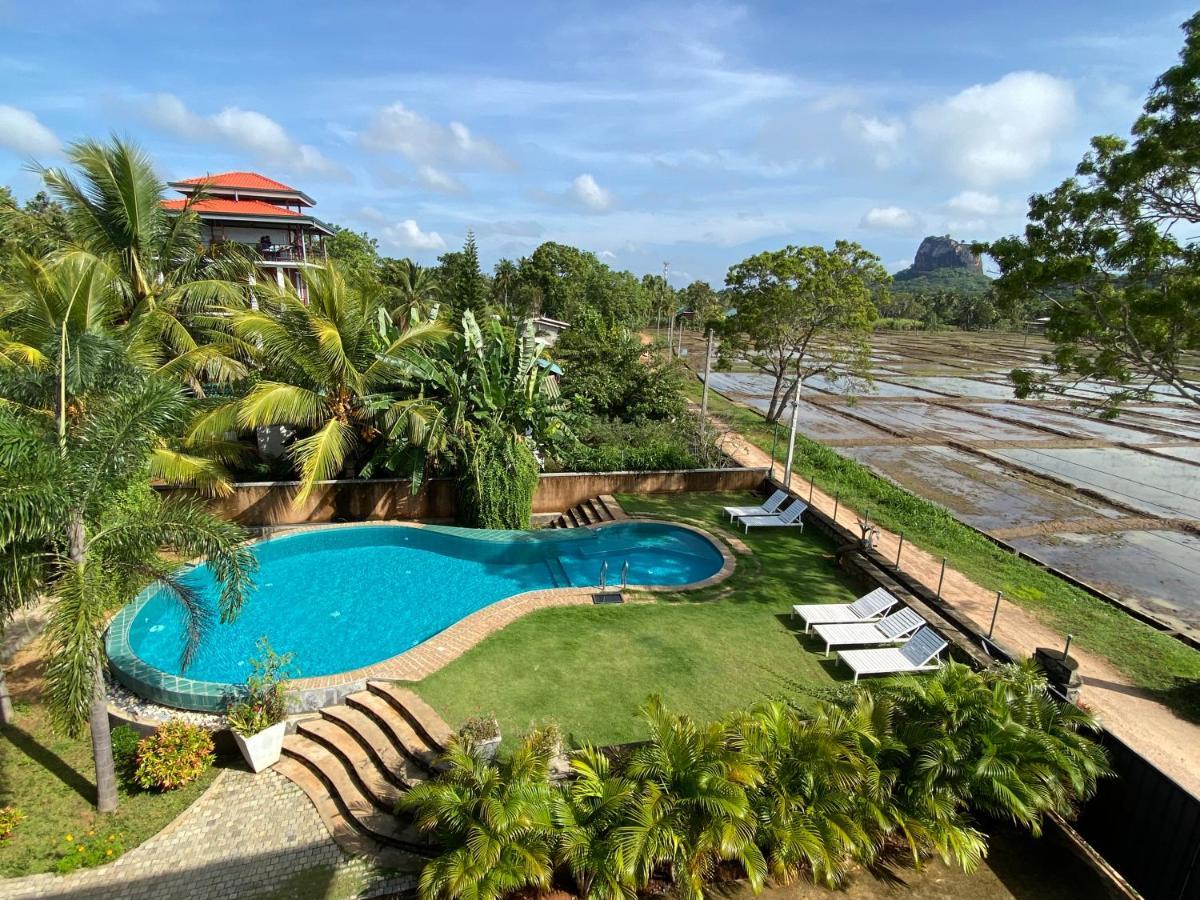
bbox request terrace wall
[156,467,768,527]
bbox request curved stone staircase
[548,494,627,529]
[273,681,452,870]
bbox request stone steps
[548,495,621,529]
[273,681,455,865]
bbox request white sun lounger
[791,587,898,633]
[812,607,926,657]
[836,626,948,683]
[723,489,788,522]
[740,499,806,533]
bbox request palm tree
[376,311,569,527]
[491,259,517,313]
[0,356,255,812]
[387,259,442,323]
[402,730,557,900]
[877,661,1109,850]
[552,745,638,900]
[35,137,253,390]
[190,263,446,502]
[616,697,766,900]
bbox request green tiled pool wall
[105,592,241,714]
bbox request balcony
[205,240,326,265]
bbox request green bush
[133,721,215,791]
[457,430,540,529]
[558,414,724,473]
[406,664,1109,900]
[54,830,124,873]
[226,637,297,736]
[110,725,142,784]
[0,807,25,842]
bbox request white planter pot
[232,721,286,773]
[476,734,501,764]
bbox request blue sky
[0,1,1191,284]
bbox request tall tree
[190,264,446,503]
[983,13,1200,412]
[440,230,487,317]
[492,258,518,312]
[0,357,255,811]
[383,258,441,322]
[720,242,885,423]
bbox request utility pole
[662,261,672,355]
[700,329,715,420]
[782,375,803,486]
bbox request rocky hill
[895,235,983,278]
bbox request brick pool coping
[106,518,736,713]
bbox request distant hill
[892,235,991,296]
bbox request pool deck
[107,517,738,713]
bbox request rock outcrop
[897,235,983,277]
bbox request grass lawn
[0,649,219,878]
[690,380,1200,721]
[408,492,863,746]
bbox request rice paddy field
[689,329,1200,642]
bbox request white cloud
[860,206,919,231]
[0,105,61,156]
[144,94,344,177]
[361,102,512,171]
[912,71,1076,187]
[946,190,1002,216]
[598,249,617,260]
[843,113,905,167]
[382,219,446,252]
[415,164,466,194]
[569,173,614,211]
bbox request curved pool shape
[107,522,725,711]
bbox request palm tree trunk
[0,665,13,725]
[90,659,118,813]
[67,509,119,813]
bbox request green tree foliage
[458,428,541,530]
[325,226,383,293]
[720,242,886,423]
[517,243,652,327]
[382,258,441,323]
[983,13,1200,411]
[439,230,488,318]
[877,287,999,330]
[678,280,723,330]
[407,665,1107,900]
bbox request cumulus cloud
[569,173,614,211]
[0,105,61,156]
[382,219,447,251]
[946,190,1002,216]
[860,205,919,231]
[844,113,904,167]
[598,249,617,260]
[913,71,1075,187]
[144,94,344,177]
[361,102,512,171]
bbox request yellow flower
[105,849,113,857]
[87,830,96,837]
[77,846,84,853]
[65,834,74,842]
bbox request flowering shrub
[134,720,214,791]
[226,637,297,736]
[55,830,124,873]
[0,806,25,841]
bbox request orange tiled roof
[172,171,298,192]
[161,198,302,217]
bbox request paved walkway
[0,769,415,900]
[711,418,1200,799]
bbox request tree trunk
[765,371,792,424]
[90,659,118,814]
[0,664,13,725]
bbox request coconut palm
[190,263,446,502]
[552,745,638,900]
[402,730,557,900]
[616,697,767,900]
[0,358,255,812]
[387,259,442,323]
[35,136,254,389]
[0,251,239,496]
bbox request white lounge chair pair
[723,490,807,533]
[723,489,788,522]
[792,587,898,633]
[812,606,927,657]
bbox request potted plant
[226,638,298,773]
[458,713,502,763]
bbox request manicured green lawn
[691,380,1200,721]
[408,492,862,745]
[0,687,218,877]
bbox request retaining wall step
[297,718,404,808]
[367,682,453,752]
[347,690,441,773]
[321,704,426,787]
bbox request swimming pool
[106,521,727,711]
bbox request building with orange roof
[163,172,333,299]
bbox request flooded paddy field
[692,329,1200,639]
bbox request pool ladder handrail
[600,560,631,591]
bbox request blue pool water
[122,522,724,684]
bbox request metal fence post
[832,492,839,522]
[988,591,1002,638]
[936,557,946,600]
[895,532,904,567]
[808,475,814,503]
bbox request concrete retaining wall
[157,468,768,527]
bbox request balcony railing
[205,240,325,264]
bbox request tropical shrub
[133,720,215,791]
[456,713,501,744]
[551,746,637,900]
[110,724,142,784]
[558,414,725,473]
[225,637,297,736]
[402,729,557,900]
[0,807,25,842]
[55,830,124,873]
[458,429,540,530]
